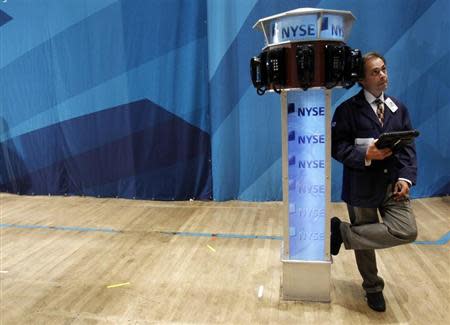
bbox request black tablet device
[375,130,420,149]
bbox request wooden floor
[0,193,449,324]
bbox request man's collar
[364,89,384,104]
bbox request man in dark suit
[330,52,418,312]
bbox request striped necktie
[374,98,384,126]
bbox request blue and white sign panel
[320,14,345,40]
[287,90,326,261]
[270,14,317,44]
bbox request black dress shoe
[366,291,386,312]
[330,217,343,256]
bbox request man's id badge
[385,98,399,113]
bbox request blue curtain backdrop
[0,0,212,200]
[1,0,448,201]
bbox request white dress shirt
[364,90,385,118]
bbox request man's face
[360,57,388,97]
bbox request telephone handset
[266,48,286,93]
[324,44,345,89]
[296,44,315,90]
[250,52,268,95]
[343,48,362,89]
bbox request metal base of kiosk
[281,243,331,302]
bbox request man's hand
[393,180,410,201]
[366,142,392,160]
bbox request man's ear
[357,79,364,88]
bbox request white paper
[355,138,374,146]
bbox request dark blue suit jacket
[331,89,417,208]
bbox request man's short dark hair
[358,52,387,87]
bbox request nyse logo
[289,203,296,214]
[281,24,315,39]
[288,179,296,191]
[288,155,296,166]
[298,208,325,219]
[298,184,325,194]
[288,130,296,141]
[298,160,325,169]
[332,25,344,37]
[331,24,343,37]
[297,231,325,241]
[297,106,325,117]
[288,103,295,114]
[298,134,325,144]
[321,17,343,37]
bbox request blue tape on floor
[2,223,448,245]
[0,223,119,233]
[162,230,450,246]
[413,231,450,245]
[159,231,283,241]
